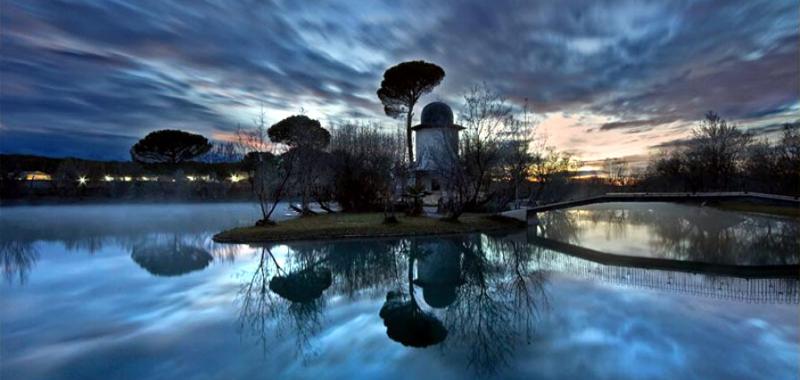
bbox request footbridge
[501,192,799,223]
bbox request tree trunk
[406,109,414,164]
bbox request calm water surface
[1,202,798,379]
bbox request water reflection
[130,235,213,276]
[538,203,800,265]
[379,243,449,348]
[0,241,38,284]
[237,247,331,356]
[441,237,547,374]
[0,204,264,278]
[234,235,549,375]
[2,204,798,379]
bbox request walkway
[500,191,800,223]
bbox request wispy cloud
[1,0,797,160]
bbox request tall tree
[267,115,330,149]
[130,130,212,164]
[377,60,445,163]
[268,115,331,214]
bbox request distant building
[17,171,52,181]
[412,102,464,195]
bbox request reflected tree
[379,246,448,348]
[441,236,548,375]
[237,246,332,357]
[233,235,550,374]
[0,240,38,284]
[130,234,213,276]
[237,247,282,353]
[537,205,799,266]
[326,240,404,297]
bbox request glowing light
[123,176,132,182]
[104,175,114,182]
[187,175,196,181]
[77,176,88,186]
[229,174,242,183]
[21,171,51,181]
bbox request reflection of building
[412,102,464,196]
[414,250,463,308]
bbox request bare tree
[529,147,577,203]
[235,107,293,226]
[686,111,753,190]
[328,122,405,214]
[251,152,295,225]
[605,157,636,187]
[431,84,512,219]
[432,85,545,218]
[235,105,279,157]
[644,111,757,193]
[498,100,538,209]
[201,141,241,163]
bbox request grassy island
[212,213,524,244]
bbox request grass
[710,201,800,218]
[213,213,524,244]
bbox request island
[213,213,523,244]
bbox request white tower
[412,102,464,192]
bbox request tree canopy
[377,60,445,162]
[130,129,212,164]
[267,115,330,149]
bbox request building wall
[415,128,458,172]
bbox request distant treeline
[638,113,799,196]
[0,154,252,202]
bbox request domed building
[412,102,464,194]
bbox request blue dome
[420,102,453,126]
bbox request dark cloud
[0,0,797,159]
[746,120,800,136]
[599,117,677,131]
[648,138,694,150]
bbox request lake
[1,202,798,379]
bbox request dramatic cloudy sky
[1,0,797,167]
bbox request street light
[77,176,88,186]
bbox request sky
[1,0,798,168]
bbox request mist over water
[1,203,797,379]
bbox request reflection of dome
[131,243,212,276]
[414,250,463,308]
[270,267,332,303]
[421,102,453,126]
[420,287,456,309]
[379,291,447,348]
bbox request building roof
[411,101,465,131]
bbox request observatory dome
[420,102,454,127]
